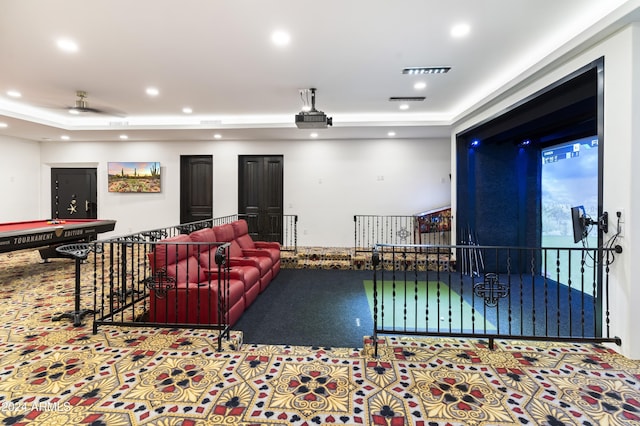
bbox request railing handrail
[373,242,622,252]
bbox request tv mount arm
[583,211,608,234]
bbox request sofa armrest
[241,248,272,258]
[203,268,244,282]
[254,241,280,250]
[228,256,260,269]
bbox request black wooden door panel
[180,155,213,224]
[51,168,97,219]
[240,158,261,229]
[263,157,283,242]
[238,155,283,242]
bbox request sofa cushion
[151,234,192,270]
[231,220,255,249]
[189,227,223,260]
[189,227,217,244]
[163,254,207,284]
[212,223,234,242]
[149,278,246,326]
[212,224,245,258]
[231,219,280,265]
[153,234,191,267]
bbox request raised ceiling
[0,0,638,142]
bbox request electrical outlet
[616,209,624,237]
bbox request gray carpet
[233,269,374,348]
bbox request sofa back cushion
[189,227,216,243]
[149,234,206,283]
[150,234,192,270]
[231,219,256,250]
[213,223,234,242]
[212,224,244,258]
[189,227,219,257]
[165,255,206,284]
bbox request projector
[295,111,333,129]
[295,88,333,129]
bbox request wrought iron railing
[354,215,416,253]
[370,243,623,356]
[90,224,233,351]
[281,214,298,253]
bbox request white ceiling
[0,0,638,143]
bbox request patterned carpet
[281,247,453,271]
[1,249,640,425]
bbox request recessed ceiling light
[399,104,410,110]
[119,134,128,140]
[271,30,291,46]
[387,131,396,137]
[413,82,427,90]
[310,132,318,138]
[451,23,471,38]
[402,67,451,75]
[7,90,21,98]
[146,87,159,97]
[60,135,70,140]
[0,122,8,128]
[56,38,78,53]
[213,134,222,139]
[182,107,193,114]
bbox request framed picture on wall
[108,162,161,193]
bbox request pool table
[0,219,116,260]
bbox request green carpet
[363,280,495,333]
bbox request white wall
[35,137,451,247]
[452,24,640,359]
[0,136,41,222]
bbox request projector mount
[295,88,332,129]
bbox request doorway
[180,155,213,224]
[51,168,97,219]
[238,155,283,242]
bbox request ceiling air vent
[389,97,426,102]
[402,67,451,74]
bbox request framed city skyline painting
[108,162,161,193]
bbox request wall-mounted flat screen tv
[571,205,588,244]
[108,162,161,193]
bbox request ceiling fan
[66,90,125,117]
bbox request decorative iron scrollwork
[141,230,168,242]
[474,273,509,307]
[396,227,410,242]
[142,268,176,298]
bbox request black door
[51,168,97,219]
[180,155,213,224]
[238,155,283,242]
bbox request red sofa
[212,223,274,292]
[190,226,262,307]
[146,220,280,326]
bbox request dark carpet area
[233,269,374,349]
[233,268,598,349]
